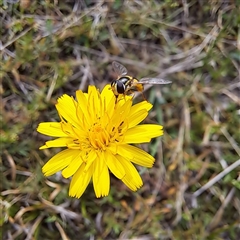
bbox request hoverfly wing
[138,77,172,85]
[112,61,128,76]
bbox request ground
[1,1,240,239]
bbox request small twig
[26,214,44,240]
[193,159,240,198]
[46,69,58,102]
[221,127,240,157]
[172,105,187,225]
[55,222,70,240]
[0,26,33,51]
[207,184,237,231]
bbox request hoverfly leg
[114,94,125,104]
[115,95,119,104]
[141,91,148,102]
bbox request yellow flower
[37,85,163,198]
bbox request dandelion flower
[37,85,164,198]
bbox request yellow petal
[111,99,132,127]
[61,152,83,178]
[83,150,97,172]
[92,151,105,181]
[105,150,126,179]
[123,124,163,143]
[112,144,134,160]
[117,95,132,107]
[37,122,68,137]
[88,85,101,118]
[107,143,118,155]
[75,90,87,108]
[129,101,152,114]
[117,144,155,168]
[75,90,91,126]
[100,84,115,112]
[39,137,73,149]
[69,163,93,198]
[101,84,114,97]
[127,109,148,128]
[93,156,110,198]
[117,155,143,191]
[56,94,80,128]
[101,86,116,120]
[42,149,79,176]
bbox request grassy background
[1,0,240,239]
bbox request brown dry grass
[1,1,240,239]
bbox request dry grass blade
[193,159,240,198]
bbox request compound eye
[116,81,125,94]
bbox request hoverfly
[111,61,171,100]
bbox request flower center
[88,123,109,150]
